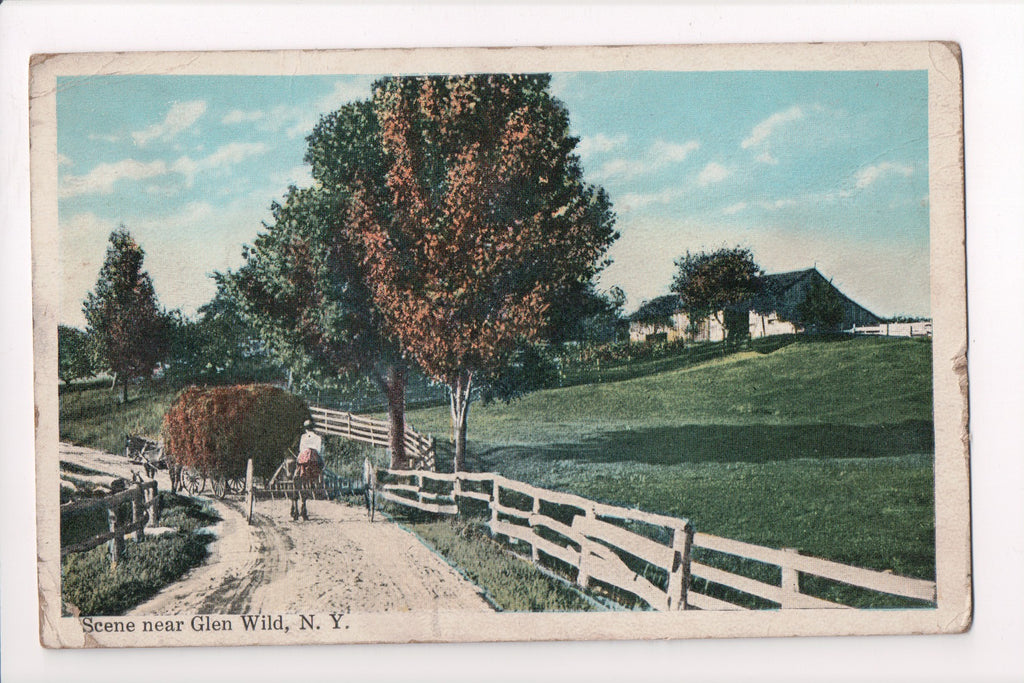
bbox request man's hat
[304,418,314,428]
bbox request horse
[283,448,323,521]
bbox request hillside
[404,336,936,578]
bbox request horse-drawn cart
[124,435,167,478]
[180,467,247,498]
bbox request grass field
[402,336,935,582]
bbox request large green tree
[220,177,412,468]
[83,228,169,403]
[349,74,618,471]
[671,247,763,342]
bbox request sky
[56,70,929,328]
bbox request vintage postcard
[31,42,969,648]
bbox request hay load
[162,384,310,483]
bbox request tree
[57,325,95,384]
[546,282,627,344]
[796,276,845,332]
[348,74,618,471]
[220,179,412,469]
[164,293,280,385]
[670,247,763,343]
[83,228,169,402]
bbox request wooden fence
[687,532,936,610]
[380,469,937,612]
[60,481,160,566]
[309,405,437,470]
[381,470,693,611]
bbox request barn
[628,267,883,343]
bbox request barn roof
[630,267,881,326]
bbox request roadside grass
[61,492,219,616]
[59,379,181,454]
[401,337,936,600]
[395,512,598,612]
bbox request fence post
[489,478,500,535]
[531,494,541,563]
[245,458,255,524]
[452,474,461,510]
[576,507,595,589]
[780,547,801,608]
[131,486,145,542]
[416,474,424,505]
[108,504,124,566]
[151,483,161,525]
[667,523,694,610]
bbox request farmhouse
[629,267,884,343]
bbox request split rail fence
[309,405,436,470]
[59,481,161,566]
[380,470,936,612]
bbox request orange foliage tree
[349,75,617,470]
[161,384,310,482]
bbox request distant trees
[164,292,280,384]
[348,74,618,471]
[671,247,762,342]
[796,276,845,332]
[57,325,95,384]
[83,228,169,402]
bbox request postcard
[32,42,969,648]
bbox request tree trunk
[384,365,407,470]
[121,376,129,404]
[449,370,472,472]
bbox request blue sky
[57,70,929,328]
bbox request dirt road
[60,444,493,615]
[128,498,493,615]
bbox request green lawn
[403,336,935,581]
[59,378,182,455]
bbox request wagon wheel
[182,469,206,496]
[211,476,228,499]
[228,476,247,495]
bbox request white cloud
[741,105,804,150]
[577,133,628,159]
[854,162,914,189]
[131,100,207,147]
[171,142,268,184]
[759,198,798,211]
[87,133,120,144]
[617,188,684,212]
[659,140,700,163]
[57,153,72,168]
[755,152,777,165]
[59,158,168,198]
[221,109,265,125]
[722,202,748,215]
[697,162,731,186]
[590,139,700,181]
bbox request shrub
[162,384,310,480]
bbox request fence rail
[380,469,937,612]
[382,470,692,611]
[309,405,436,470]
[60,481,160,565]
